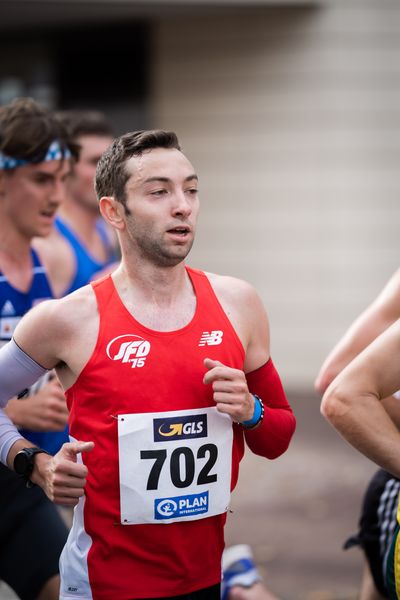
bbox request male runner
[33,109,117,298]
[23,110,117,456]
[0,129,296,600]
[315,269,400,600]
[0,97,78,600]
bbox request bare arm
[204,274,295,458]
[321,319,400,477]
[203,277,269,424]
[0,291,97,502]
[315,269,400,394]
[12,298,66,369]
[382,395,400,430]
[207,273,270,372]
[13,285,98,386]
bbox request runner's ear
[99,196,124,230]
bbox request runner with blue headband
[0,97,78,600]
[0,140,72,170]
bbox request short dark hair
[55,110,113,141]
[0,97,79,164]
[95,129,181,210]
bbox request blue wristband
[242,394,264,429]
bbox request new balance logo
[198,330,224,346]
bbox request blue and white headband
[0,140,72,170]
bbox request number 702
[140,444,218,490]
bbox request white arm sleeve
[0,338,48,408]
[0,409,23,465]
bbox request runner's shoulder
[204,271,263,310]
[17,284,97,341]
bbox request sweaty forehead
[126,147,195,185]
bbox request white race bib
[118,406,233,525]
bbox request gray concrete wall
[152,1,400,390]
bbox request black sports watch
[13,447,49,487]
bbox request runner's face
[122,147,199,267]
[0,159,71,239]
[68,134,112,213]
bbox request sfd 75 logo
[106,334,150,368]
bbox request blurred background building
[0,0,399,392]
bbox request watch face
[14,448,45,477]
[14,450,31,476]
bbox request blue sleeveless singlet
[55,216,117,295]
[0,249,69,454]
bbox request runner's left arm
[204,280,296,459]
[243,358,296,459]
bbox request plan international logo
[154,491,209,520]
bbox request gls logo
[106,334,150,368]
[198,330,223,346]
[153,414,208,442]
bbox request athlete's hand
[203,358,255,423]
[31,441,95,505]
[4,378,69,431]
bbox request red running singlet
[60,267,247,600]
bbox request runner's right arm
[315,268,400,395]
[0,299,94,504]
